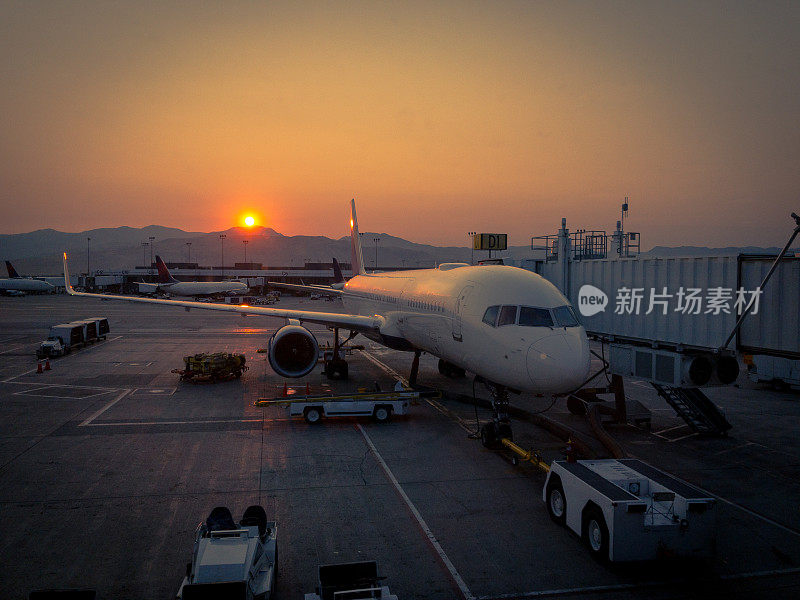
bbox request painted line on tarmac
[2,382,118,390]
[79,389,132,426]
[14,388,113,400]
[82,417,294,427]
[358,349,409,385]
[0,335,123,383]
[0,342,36,355]
[357,423,475,600]
[476,566,800,599]
[360,349,477,434]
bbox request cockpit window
[497,305,518,326]
[553,305,580,327]
[482,305,499,326]
[519,306,554,327]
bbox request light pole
[243,239,249,265]
[468,231,477,265]
[86,237,91,276]
[219,234,226,278]
[141,242,148,270]
[373,236,380,271]
[186,242,192,263]
[148,236,155,275]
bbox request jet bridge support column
[409,350,421,387]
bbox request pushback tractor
[544,458,716,562]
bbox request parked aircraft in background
[137,256,249,297]
[63,200,590,443]
[0,261,54,293]
[269,257,347,296]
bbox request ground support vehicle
[543,458,716,562]
[257,389,416,423]
[37,338,65,358]
[172,352,248,383]
[177,505,277,600]
[304,561,398,600]
[747,354,800,390]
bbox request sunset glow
[1,2,798,248]
[244,216,255,227]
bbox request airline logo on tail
[155,256,179,284]
[5,261,20,278]
[350,199,366,275]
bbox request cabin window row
[481,305,580,328]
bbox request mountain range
[0,226,789,276]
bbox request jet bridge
[522,214,800,435]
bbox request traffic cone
[36,362,43,374]
[44,360,51,371]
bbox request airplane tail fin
[332,257,344,283]
[350,199,366,275]
[155,256,178,284]
[5,261,20,278]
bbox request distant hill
[1,224,793,276]
[0,225,475,275]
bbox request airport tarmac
[1,295,800,599]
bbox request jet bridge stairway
[652,384,732,436]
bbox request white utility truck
[177,505,277,600]
[543,458,716,562]
[287,390,414,423]
[304,561,398,600]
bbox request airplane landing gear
[480,384,513,449]
[324,327,357,380]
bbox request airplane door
[452,284,474,342]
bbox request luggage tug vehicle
[304,560,398,600]
[177,505,277,600]
[172,352,248,383]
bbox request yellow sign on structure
[473,233,508,251]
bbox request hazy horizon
[2,2,798,248]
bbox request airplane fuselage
[342,264,591,394]
[0,278,54,292]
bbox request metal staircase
[652,384,732,436]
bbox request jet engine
[268,325,320,378]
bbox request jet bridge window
[482,305,499,326]
[497,305,518,326]
[553,305,580,327]
[519,306,554,327]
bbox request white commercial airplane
[269,257,347,295]
[138,256,249,296]
[0,261,54,293]
[63,200,590,444]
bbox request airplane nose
[527,330,590,392]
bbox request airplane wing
[62,254,380,332]
[137,282,160,293]
[267,281,344,295]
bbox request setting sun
[244,216,255,227]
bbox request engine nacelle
[268,325,320,378]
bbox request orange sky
[1,1,798,248]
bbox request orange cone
[44,360,51,371]
[37,362,43,374]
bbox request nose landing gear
[480,384,513,448]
